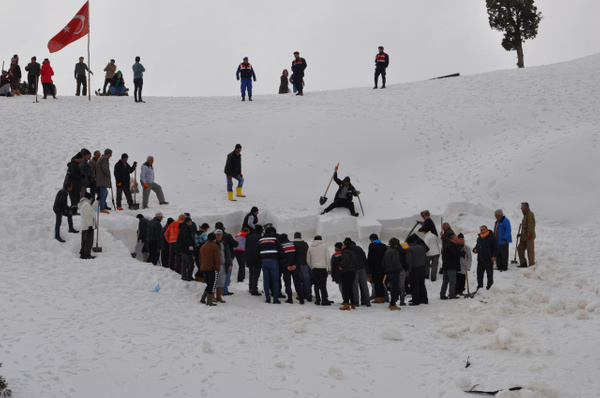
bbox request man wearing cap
[146,212,164,265]
[103,59,117,95]
[140,156,168,209]
[224,144,245,201]
[321,165,361,216]
[493,209,512,271]
[114,153,137,210]
[78,192,97,259]
[96,149,113,213]
[236,57,257,101]
[374,46,389,89]
[517,202,535,268]
[291,51,307,96]
[74,56,93,96]
[25,56,41,95]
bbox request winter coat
[224,150,242,177]
[440,227,455,251]
[405,243,427,271]
[95,155,112,188]
[40,62,54,84]
[161,223,171,250]
[382,246,402,273]
[165,219,183,244]
[200,240,221,272]
[195,231,208,247]
[9,63,21,80]
[279,75,289,94]
[140,162,154,184]
[521,210,536,241]
[104,63,117,79]
[474,232,498,262]
[340,247,358,273]
[423,232,440,256]
[146,217,163,244]
[281,239,297,268]
[331,250,342,282]
[53,188,70,214]
[111,74,125,88]
[217,239,233,267]
[78,198,96,230]
[137,218,149,243]
[494,216,512,245]
[64,158,83,186]
[220,231,238,258]
[258,233,285,264]
[306,240,330,270]
[441,242,461,271]
[291,57,307,77]
[294,239,309,266]
[459,244,472,274]
[351,244,368,273]
[242,212,258,232]
[0,74,11,88]
[25,62,41,77]
[332,172,358,202]
[234,230,248,252]
[132,62,145,79]
[375,52,389,69]
[74,62,89,78]
[176,223,194,254]
[245,231,262,268]
[79,158,90,186]
[368,240,388,275]
[236,62,256,80]
[88,157,98,183]
[114,160,135,186]
[418,218,438,236]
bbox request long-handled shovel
[92,208,103,253]
[130,165,140,210]
[357,194,365,216]
[405,221,420,241]
[319,163,339,205]
[511,223,522,264]
[33,76,39,103]
[464,250,474,298]
[110,183,117,210]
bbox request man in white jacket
[423,230,440,281]
[78,192,98,259]
[306,235,331,306]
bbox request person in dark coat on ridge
[224,144,245,201]
[279,69,290,94]
[473,225,498,291]
[321,165,361,217]
[236,57,257,101]
[368,234,388,304]
[113,153,137,210]
[373,46,389,89]
[25,56,41,95]
[291,51,307,96]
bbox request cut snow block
[356,217,382,240]
[316,214,360,238]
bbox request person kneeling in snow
[78,192,97,259]
[321,165,361,217]
[109,70,127,96]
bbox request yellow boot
[228,191,237,201]
[236,187,246,197]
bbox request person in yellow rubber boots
[224,144,245,201]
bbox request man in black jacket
[382,238,402,310]
[440,235,461,299]
[406,234,428,306]
[321,165,361,216]
[291,51,307,96]
[242,206,259,233]
[146,212,163,265]
[245,224,263,295]
[345,238,370,307]
[339,241,358,310]
[114,153,137,210]
[53,183,78,242]
[374,46,389,89]
[473,225,498,290]
[25,56,41,95]
[368,234,388,304]
[224,144,244,201]
[64,152,84,210]
[177,217,195,281]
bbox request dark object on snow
[465,356,471,368]
[465,385,522,395]
[319,163,339,205]
[405,221,420,241]
[429,72,460,80]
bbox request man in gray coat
[96,149,113,213]
[140,156,168,209]
[74,56,93,96]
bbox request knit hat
[457,233,464,239]
[74,152,83,159]
[343,176,351,183]
[343,237,353,246]
[136,214,145,219]
[81,148,91,156]
[243,57,248,60]
[104,148,113,155]
[215,222,225,231]
[251,206,259,213]
[378,46,384,49]
[235,144,242,149]
[294,232,302,239]
[314,235,322,241]
[280,233,288,241]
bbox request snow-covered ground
[1,54,599,397]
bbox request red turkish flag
[48,2,89,53]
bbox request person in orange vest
[374,46,389,89]
[165,214,186,273]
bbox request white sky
[3,0,600,97]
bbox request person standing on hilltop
[224,144,245,201]
[132,56,145,103]
[74,56,93,96]
[374,46,389,89]
[236,57,257,101]
[103,59,116,95]
[291,51,307,96]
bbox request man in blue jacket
[236,57,257,101]
[493,209,512,271]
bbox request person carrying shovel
[320,165,361,217]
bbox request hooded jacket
[332,172,358,202]
[367,240,387,275]
[382,246,402,273]
[294,239,309,266]
[40,61,54,84]
[340,246,358,273]
[200,240,221,272]
[306,240,330,270]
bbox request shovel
[130,165,140,210]
[92,208,103,253]
[511,223,521,264]
[319,163,339,205]
[464,251,474,298]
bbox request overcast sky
[4,0,600,97]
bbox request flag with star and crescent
[48,1,89,53]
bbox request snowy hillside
[1,54,599,397]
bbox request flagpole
[88,0,91,101]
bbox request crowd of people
[4,46,389,100]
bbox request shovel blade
[92,247,103,253]
[319,196,328,206]
[130,204,140,210]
